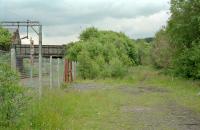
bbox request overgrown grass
[79,66,200,112]
[18,88,129,130]
[4,66,200,129]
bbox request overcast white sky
[0,0,170,45]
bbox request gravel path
[70,82,200,130]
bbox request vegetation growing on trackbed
[1,66,200,129]
[0,0,200,129]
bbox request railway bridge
[13,44,65,58]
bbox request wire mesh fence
[1,48,76,90]
[19,57,65,88]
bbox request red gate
[64,59,73,83]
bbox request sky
[0,0,170,45]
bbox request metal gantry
[0,20,43,97]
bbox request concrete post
[57,58,60,87]
[39,25,42,97]
[10,48,16,70]
[64,59,69,83]
[72,61,75,81]
[30,64,33,87]
[30,37,34,87]
[74,61,76,80]
[50,56,53,89]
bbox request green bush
[109,58,127,78]
[173,42,200,79]
[0,63,27,128]
[0,27,12,51]
[67,28,137,79]
[135,40,152,65]
[163,0,200,79]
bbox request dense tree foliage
[67,28,138,79]
[152,0,200,79]
[67,0,200,79]
[0,27,12,51]
[167,0,200,49]
[173,43,200,79]
[135,40,152,65]
[136,37,154,43]
[168,0,200,79]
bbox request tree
[173,42,200,79]
[0,27,12,51]
[167,0,200,49]
[67,27,137,79]
[135,41,152,65]
[166,0,200,79]
[79,27,99,41]
[151,29,174,69]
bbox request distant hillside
[135,37,154,43]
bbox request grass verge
[4,66,200,130]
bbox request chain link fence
[1,48,77,90]
[19,57,65,88]
[1,49,65,88]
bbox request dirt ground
[71,82,200,130]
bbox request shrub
[135,41,152,65]
[164,0,200,79]
[80,27,99,41]
[173,42,200,79]
[67,28,137,79]
[67,42,83,61]
[0,27,12,51]
[0,63,27,127]
[109,58,127,78]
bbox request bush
[0,63,27,128]
[135,41,152,65]
[163,0,200,79]
[0,27,12,51]
[109,58,127,78]
[77,50,100,79]
[67,28,137,79]
[173,42,200,79]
